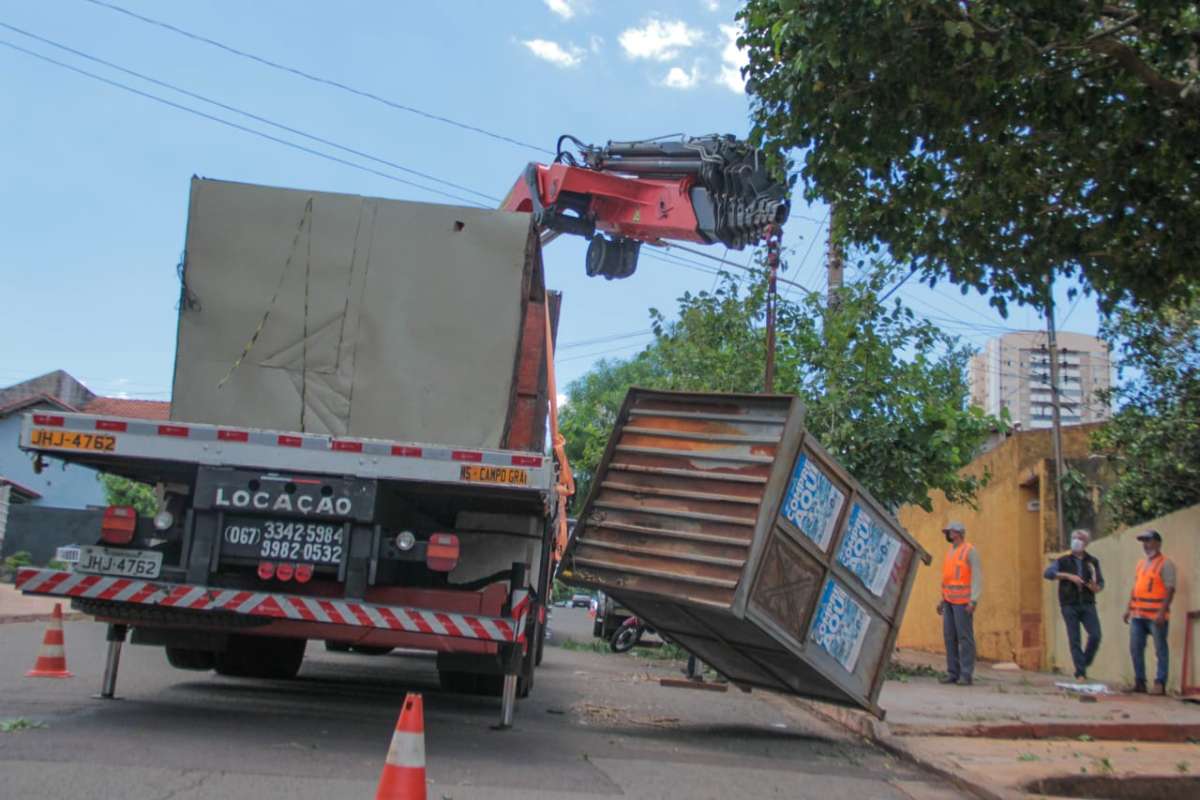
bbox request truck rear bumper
[16,568,529,646]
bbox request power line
[786,211,828,298]
[0,39,489,207]
[557,340,650,364]
[0,22,500,203]
[652,243,812,292]
[80,0,554,156]
[558,329,653,350]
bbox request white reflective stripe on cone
[384,731,425,769]
[39,645,66,658]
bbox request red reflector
[391,445,422,457]
[511,455,542,467]
[157,425,189,438]
[278,435,303,448]
[218,429,249,442]
[257,561,276,580]
[294,564,314,584]
[96,419,127,432]
[452,451,482,463]
[332,440,363,453]
[33,414,65,427]
[100,505,137,545]
[275,563,295,582]
[426,533,460,572]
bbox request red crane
[500,134,791,279]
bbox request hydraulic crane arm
[501,135,790,279]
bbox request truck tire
[350,645,394,656]
[165,647,216,671]
[215,636,306,680]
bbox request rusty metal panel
[563,388,931,716]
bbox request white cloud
[545,0,575,19]
[522,39,584,68]
[589,34,604,54]
[618,19,703,62]
[703,0,721,11]
[717,24,748,93]
[662,64,702,90]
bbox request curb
[889,721,1200,743]
[0,611,89,624]
[791,699,1012,800]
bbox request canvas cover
[171,178,532,448]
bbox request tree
[99,473,158,517]
[560,266,1000,512]
[739,1,1200,314]
[1091,290,1200,526]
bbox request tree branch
[1085,37,1199,109]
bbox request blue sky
[0,0,1102,403]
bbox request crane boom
[501,134,790,279]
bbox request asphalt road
[0,609,958,799]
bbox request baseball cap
[943,521,966,534]
[1136,529,1163,543]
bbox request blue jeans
[1061,604,1101,677]
[942,603,975,680]
[1129,617,1169,686]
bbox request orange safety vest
[941,543,974,605]
[1130,554,1170,620]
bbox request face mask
[1071,538,1085,553]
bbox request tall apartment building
[969,331,1111,429]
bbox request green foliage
[560,265,1000,513]
[0,718,46,733]
[739,1,1200,314]
[885,660,946,683]
[1060,468,1095,532]
[98,473,157,517]
[3,551,33,570]
[1091,291,1200,526]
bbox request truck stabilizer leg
[498,674,518,729]
[97,624,128,700]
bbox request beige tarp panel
[170,178,531,448]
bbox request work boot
[1074,671,1087,680]
[1151,682,1167,696]
[1123,682,1147,694]
[938,674,958,685]
[957,676,973,686]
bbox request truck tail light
[275,562,295,582]
[258,561,276,580]
[426,533,459,572]
[294,564,314,584]
[100,506,137,545]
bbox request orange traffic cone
[375,692,426,800]
[26,603,73,678]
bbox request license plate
[30,428,116,453]
[221,518,345,565]
[459,465,529,486]
[76,546,162,578]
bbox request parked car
[570,593,592,608]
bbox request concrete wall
[0,505,103,564]
[896,425,1100,669]
[1042,504,1200,693]
[0,408,106,509]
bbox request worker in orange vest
[937,521,982,686]
[1122,529,1177,694]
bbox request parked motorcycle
[609,615,654,653]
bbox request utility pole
[762,224,783,393]
[826,203,844,309]
[1044,278,1068,549]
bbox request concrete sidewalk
[0,581,85,623]
[793,649,1200,798]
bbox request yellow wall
[1042,504,1200,693]
[896,426,1101,669]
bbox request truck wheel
[165,647,215,671]
[215,636,306,680]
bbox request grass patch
[559,638,609,654]
[1017,753,1040,762]
[885,660,946,683]
[632,643,689,662]
[0,718,46,733]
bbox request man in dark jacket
[1044,529,1104,679]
